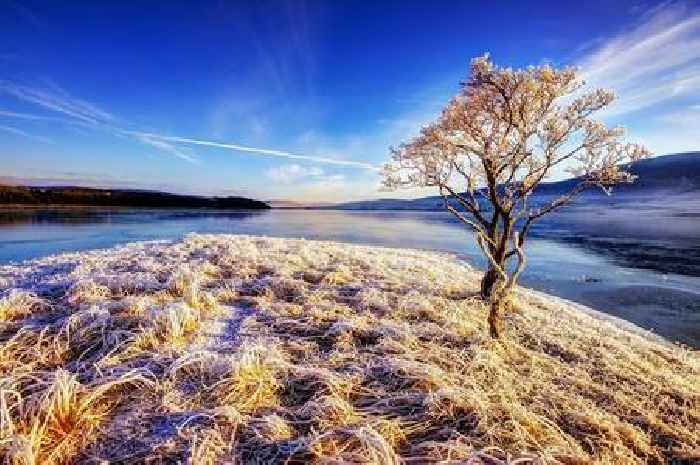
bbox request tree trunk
[488,291,509,338]
[479,229,526,338]
[482,267,508,338]
[488,300,502,338]
[480,267,501,299]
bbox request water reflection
[0,208,119,225]
[0,207,266,225]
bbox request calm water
[2,207,699,345]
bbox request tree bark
[488,290,509,338]
[488,299,503,339]
[480,266,501,299]
[482,266,508,338]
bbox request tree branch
[439,186,492,241]
[441,181,488,228]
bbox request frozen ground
[0,234,698,464]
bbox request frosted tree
[382,55,650,338]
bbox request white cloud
[632,106,700,154]
[658,105,700,125]
[271,101,443,201]
[277,173,354,202]
[578,2,700,118]
[266,164,325,183]
[261,164,366,202]
[324,174,346,183]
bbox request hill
[328,152,700,210]
[0,185,270,209]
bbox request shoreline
[518,287,674,347]
[0,203,271,210]
[1,233,698,348]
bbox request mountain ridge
[326,152,700,211]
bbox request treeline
[0,185,270,209]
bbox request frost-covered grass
[0,234,698,464]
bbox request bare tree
[382,55,651,338]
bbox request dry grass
[0,234,698,464]
[0,291,46,322]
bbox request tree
[382,55,651,338]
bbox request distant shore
[0,184,270,209]
[0,203,271,210]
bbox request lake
[2,207,699,346]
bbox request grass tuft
[210,342,283,413]
[0,291,47,322]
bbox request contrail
[1,82,380,170]
[0,124,55,144]
[132,132,380,171]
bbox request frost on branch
[382,54,651,337]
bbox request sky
[1,0,699,203]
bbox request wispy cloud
[0,81,115,125]
[570,0,700,158]
[0,87,205,164]
[578,2,700,118]
[264,164,348,192]
[0,109,59,121]
[1,82,379,170]
[263,163,356,202]
[639,105,700,152]
[131,133,199,164]
[130,132,380,170]
[0,124,54,144]
[266,164,325,183]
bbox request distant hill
[328,152,700,210]
[0,185,270,209]
[619,151,700,190]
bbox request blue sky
[1,0,699,202]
